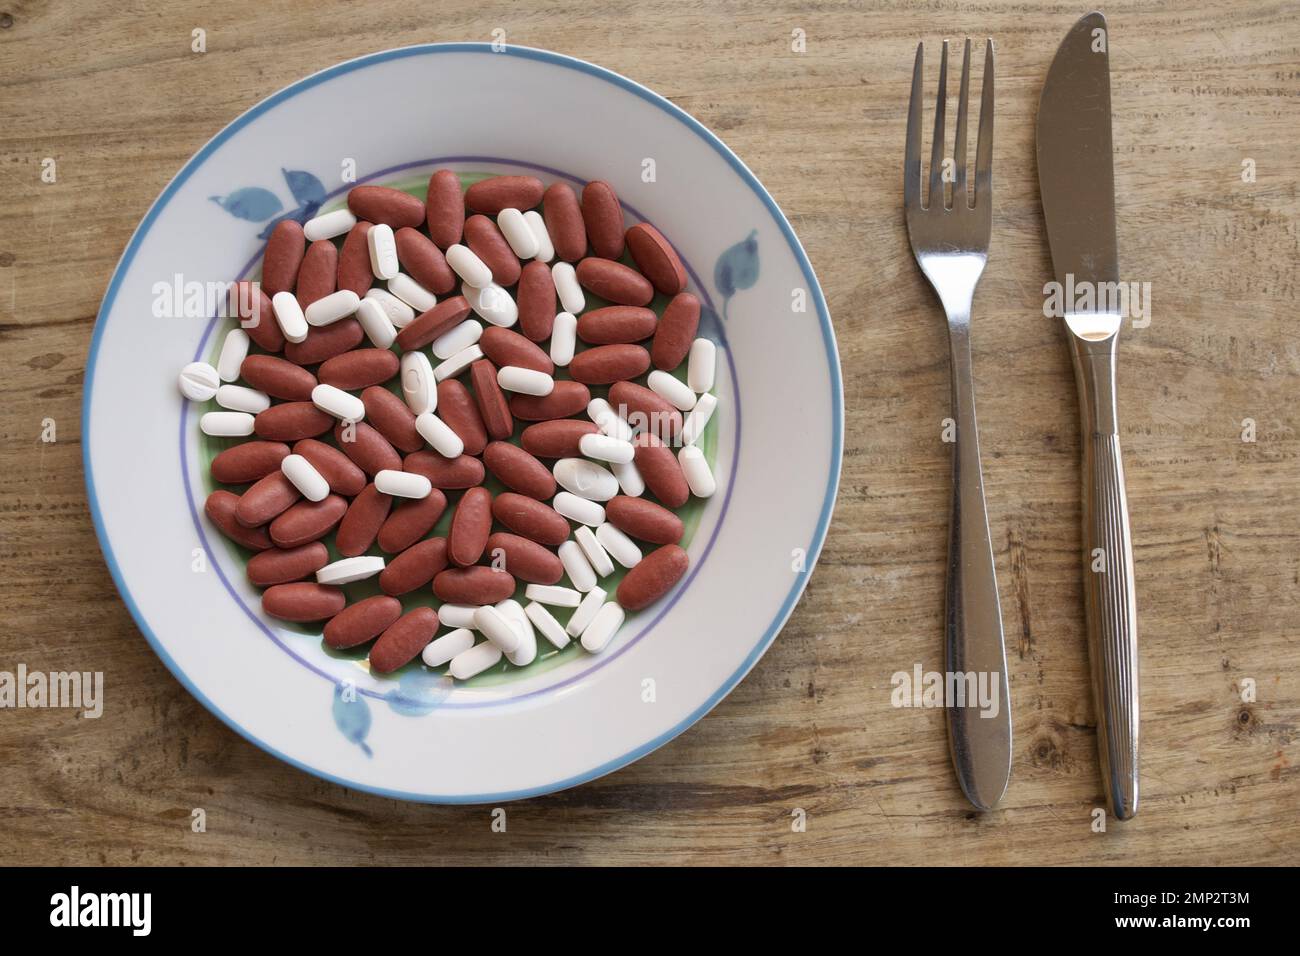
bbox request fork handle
[944,324,1012,811]
[1069,326,1139,820]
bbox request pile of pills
[179,173,719,679]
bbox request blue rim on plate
[83,43,844,803]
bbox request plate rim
[83,41,844,803]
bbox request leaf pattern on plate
[714,229,759,321]
[208,186,283,222]
[331,683,373,757]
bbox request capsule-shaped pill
[285,319,365,366]
[404,449,485,489]
[361,386,423,453]
[365,287,416,327]
[433,381,488,456]
[294,439,366,496]
[524,584,582,608]
[303,208,358,242]
[681,392,718,446]
[626,223,688,297]
[445,244,493,289]
[449,639,503,680]
[576,258,654,307]
[447,486,492,567]
[568,344,651,385]
[616,544,690,611]
[240,354,317,401]
[215,384,270,414]
[520,419,598,459]
[553,491,605,527]
[217,328,250,382]
[473,605,522,654]
[394,227,456,294]
[581,601,625,654]
[438,604,480,630]
[632,433,689,508]
[201,411,255,437]
[367,223,400,280]
[581,180,625,259]
[399,351,437,415]
[212,441,291,484]
[317,555,386,586]
[432,319,484,360]
[596,522,643,568]
[396,296,474,353]
[579,432,634,465]
[479,326,554,374]
[465,175,544,216]
[281,453,330,502]
[179,361,220,402]
[247,542,330,588]
[334,421,402,476]
[497,208,539,259]
[483,442,555,500]
[523,210,554,263]
[554,458,619,502]
[415,411,464,458]
[354,298,397,349]
[262,220,305,296]
[688,338,716,393]
[543,182,587,263]
[337,222,375,297]
[498,599,537,667]
[551,261,585,314]
[425,170,465,249]
[236,471,301,527]
[347,185,426,230]
[612,459,645,497]
[486,532,564,585]
[678,445,716,498]
[378,537,448,595]
[558,539,598,592]
[465,215,523,292]
[297,239,339,308]
[647,369,697,412]
[335,483,393,556]
[255,402,334,441]
[318,348,399,391]
[578,306,658,346]
[304,289,361,327]
[371,606,440,673]
[575,525,615,577]
[271,292,309,343]
[652,292,701,371]
[269,494,348,548]
[422,628,475,667]
[205,490,274,551]
[374,469,432,500]
[434,344,484,382]
[388,272,436,312]
[566,586,607,637]
[377,493,447,555]
[524,602,570,650]
[312,383,365,422]
[261,582,345,622]
[550,311,578,366]
[491,492,570,547]
[323,595,402,649]
[497,366,554,396]
[509,380,590,422]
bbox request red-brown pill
[323,595,403,649]
[254,402,334,441]
[632,433,690,508]
[491,493,571,547]
[482,441,556,500]
[247,542,329,587]
[269,494,348,548]
[235,471,302,527]
[575,258,654,307]
[465,175,544,215]
[434,380,488,456]
[508,380,591,421]
[433,566,517,605]
[395,295,471,351]
[370,607,441,673]
[516,261,557,341]
[318,348,400,391]
[404,450,486,489]
[568,344,651,385]
[228,281,283,353]
[577,306,658,345]
[337,222,374,296]
[347,185,425,229]
[211,440,290,484]
[519,419,599,458]
[394,226,455,294]
[378,537,449,596]
[296,240,338,307]
[448,486,492,567]
[284,318,365,365]
[464,214,521,287]
[609,380,682,441]
[581,180,625,260]
[204,490,274,551]
[625,222,687,296]
[262,582,346,622]
[292,439,366,497]
[543,182,587,262]
[361,386,423,454]
[333,421,401,476]
[425,170,465,249]
[616,545,689,611]
[605,496,685,545]
[469,359,513,441]
[479,326,554,374]
[376,490,447,554]
[335,483,393,557]
[485,532,564,585]
[240,354,317,401]
[261,219,305,296]
[651,292,700,371]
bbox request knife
[1036,11,1140,820]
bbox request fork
[904,38,1011,811]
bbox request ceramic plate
[85,44,842,802]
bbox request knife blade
[1036,10,1140,820]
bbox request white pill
[552,261,585,314]
[612,459,645,497]
[303,208,357,241]
[316,555,385,586]
[647,369,697,411]
[178,362,220,402]
[312,383,365,422]
[374,469,432,499]
[400,351,437,414]
[356,297,397,349]
[524,602,569,649]
[280,453,330,501]
[432,319,483,360]
[566,586,607,637]
[463,282,517,328]
[575,525,615,577]
[497,208,539,260]
[681,392,718,446]
[422,628,475,667]
[216,328,250,382]
[581,601,625,654]
[216,384,270,414]
[554,458,619,501]
[434,344,483,382]
[549,311,577,366]
[387,273,436,312]
[558,540,598,592]
[368,223,400,280]
[449,640,503,680]
[524,584,582,608]
[679,445,716,498]
[579,432,634,464]
[523,210,554,262]
[553,492,605,526]
[415,411,464,458]
[588,399,634,442]
[497,365,554,396]
[446,244,493,288]
[305,289,361,327]
[688,338,716,393]
[596,523,642,569]
[438,604,481,630]
[200,411,254,437]
[497,599,537,667]
[474,605,521,654]
[271,291,308,343]
[365,287,416,328]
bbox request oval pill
[261,220,305,296]
[316,555,386,586]
[367,223,400,280]
[449,640,503,680]
[394,227,456,294]
[688,338,716,393]
[446,244,493,289]
[422,628,476,667]
[520,419,598,459]
[269,494,347,548]
[303,208,357,242]
[486,532,564,586]
[347,185,426,230]
[337,222,375,297]
[377,492,447,554]
[280,453,330,502]
[370,606,440,674]
[479,326,554,374]
[285,318,364,365]
[415,411,464,458]
[200,411,255,437]
[575,525,615,577]
[581,180,625,259]
[247,542,330,588]
[378,537,449,597]
[510,380,590,422]
[497,365,553,396]
[405,449,486,489]
[465,175,544,216]
[483,442,555,499]
[617,544,690,611]
[551,261,585,314]
[576,257,654,307]
[632,433,690,508]
[626,222,687,296]
[255,402,335,441]
[463,216,520,293]
[566,586,607,637]
[491,492,571,547]
[647,369,697,411]
[323,595,403,650]
[498,208,539,259]
[580,601,625,653]
[318,348,399,391]
[271,291,309,343]
[334,421,402,476]
[374,469,432,499]
[240,354,317,401]
[554,458,619,501]
[179,361,220,401]
[400,351,437,414]
[448,486,492,567]
[312,383,365,422]
[464,282,518,328]
[678,445,716,498]
[433,380,488,455]
[235,471,301,527]
[215,384,269,414]
[361,386,423,454]
[558,539,598,592]
[296,239,339,307]
[608,380,682,442]
[525,602,570,650]
[334,483,393,556]
[543,182,587,262]
[568,344,650,385]
[553,491,605,526]
[595,522,643,569]
[499,599,537,667]
[354,298,397,349]
[261,582,345,622]
[294,439,366,496]
[523,210,554,262]
[426,170,465,249]
[652,292,701,370]
[605,495,684,544]
[217,328,250,382]
[304,289,360,327]
[205,490,273,551]
[550,311,578,366]
[211,441,290,484]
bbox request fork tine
[904,42,924,209]
[974,38,994,205]
[953,38,972,208]
[928,39,949,210]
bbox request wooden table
[2,0,1296,865]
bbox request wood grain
[0,0,1296,865]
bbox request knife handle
[1068,324,1139,820]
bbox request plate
[85,44,842,802]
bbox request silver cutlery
[1037,11,1140,820]
[905,37,1012,811]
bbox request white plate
[85,44,842,802]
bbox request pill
[371,606,440,673]
[303,208,358,242]
[497,599,537,666]
[255,402,334,441]
[474,605,521,654]
[468,360,514,441]
[415,411,464,458]
[558,539,598,592]
[518,260,557,340]
[335,484,393,556]
[486,532,563,585]
[364,287,416,327]
[387,272,437,312]
[348,185,426,229]
[633,432,690,507]
[374,469,432,499]
[434,380,488,455]
[525,601,570,650]
[334,421,401,476]
[678,445,716,498]
[543,182,587,262]
[316,555,386,586]
[523,210,554,262]
[497,365,554,396]
[400,351,437,414]
[617,544,689,611]
[200,411,255,437]
[608,380,682,441]
[396,295,473,351]
[520,419,597,459]
[438,604,481,630]
[311,383,365,422]
[568,344,651,385]
[205,490,273,551]
[606,495,684,544]
[212,440,290,484]
[294,438,366,495]
[280,453,330,502]
[236,471,301,527]
[463,216,521,285]
[304,289,361,327]
[566,586,607,637]
[238,355,314,401]
[378,537,449,595]
[377,496,448,557]
[626,223,688,297]
[247,541,329,588]
[448,487,492,566]
[434,344,483,382]
[596,522,643,569]
[554,458,619,501]
[681,392,718,446]
[524,584,582,608]
[647,369,697,411]
[432,319,483,359]
[269,494,347,548]
[579,432,634,464]
[445,244,492,289]
[581,601,625,654]
[271,291,309,343]
[549,311,577,366]
[338,222,375,296]
[318,348,399,391]
[588,398,634,442]
[261,219,305,296]
[394,226,456,294]
[367,223,400,280]
[465,175,544,215]
[425,170,465,249]
[179,361,220,401]
[688,338,716,393]
[577,255,656,307]
[612,459,645,497]
[483,442,554,499]
[449,640,503,680]
[577,306,658,345]
[422,628,475,667]
[581,180,625,259]
[215,328,250,383]
[497,208,539,259]
[551,261,585,314]
[491,492,570,546]
[479,326,554,374]
[366,378,428,449]
[575,525,615,577]
[463,282,518,328]
[553,491,605,526]
[323,595,403,649]
[262,582,345,622]
[652,294,701,373]
[297,240,339,307]
[510,381,591,422]
[229,281,282,352]
[355,297,397,348]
